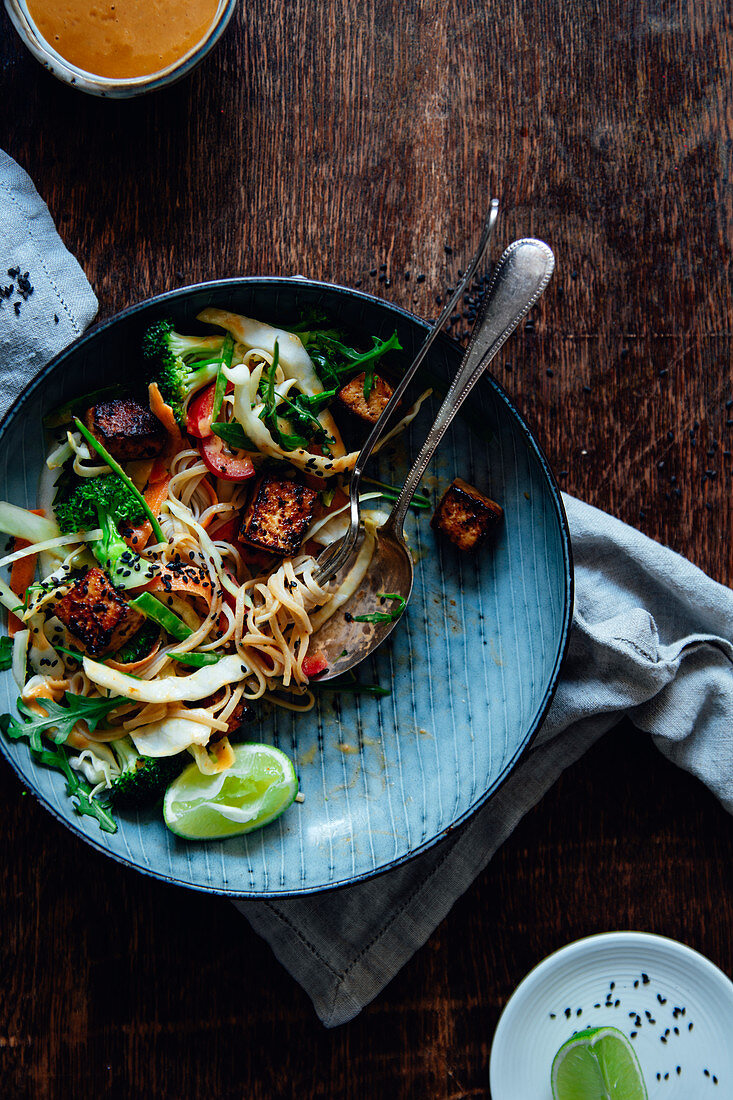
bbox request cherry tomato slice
[186,383,216,439]
[302,650,329,678]
[199,435,255,482]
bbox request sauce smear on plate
[26,0,220,79]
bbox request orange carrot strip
[123,476,171,550]
[146,562,214,606]
[148,382,184,461]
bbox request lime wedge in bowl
[163,743,298,840]
[551,1026,648,1100]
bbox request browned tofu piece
[431,478,503,551]
[333,372,394,430]
[85,397,165,461]
[54,568,145,657]
[239,474,318,556]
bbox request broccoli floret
[55,474,158,590]
[113,620,160,663]
[55,473,144,533]
[108,736,185,809]
[142,319,224,425]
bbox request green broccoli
[108,736,186,809]
[54,474,159,590]
[142,319,225,425]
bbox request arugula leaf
[0,636,13,672]
[6,691,124,747]
[351,593,406,624]
[0,712,117,833]
[278,390,336,446]
[258,341,311,451]
[210,421,258,451]
[298,327,402,396]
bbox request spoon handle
[385,238,555,535]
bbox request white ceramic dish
[489,932,733,1099]
[3,0,236,98]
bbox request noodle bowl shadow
[0,277,572,897]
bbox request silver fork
[314,199,500,585]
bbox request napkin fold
[2,149,731,1029]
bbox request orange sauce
[26,0,221,80]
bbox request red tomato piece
[302,650,328,678]
[208,516,241,543]
[199,435,255,482]
[186,383,216,439]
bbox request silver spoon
[314,199,500,585]
[310,238,556,681]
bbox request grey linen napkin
[0,149,98,401]
[2,150,732,1028]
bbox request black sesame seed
[630,1031,637,1038]
[416,274,425,283]
[641,973,650,984]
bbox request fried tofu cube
[333,372,394,431]
[85,396,165,461]
[239,474,318,556]
[431,478,503,551]
[54,568,145,657]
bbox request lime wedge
[163,743,298,840]
[551,1026,648,1100]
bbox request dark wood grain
[0,0,731,1095]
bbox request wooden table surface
[1,1,732,1096]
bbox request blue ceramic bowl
[0,278,572,896]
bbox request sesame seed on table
[0,0,731,1097]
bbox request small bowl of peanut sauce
[4,0,236,97]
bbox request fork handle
[384,238,555,535]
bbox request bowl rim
[0,275,574,897]
[3,0,237,96]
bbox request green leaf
[210,421,258,451]
[0,636,13,672]
[8,691,124,747]
[258,341,311,451]
[0,712,118,833]
[351,593,406,624]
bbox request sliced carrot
[145,561,214,606]
[8,509,44,635]
[148,382,185,469]
[123,475,171,550]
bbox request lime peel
[551,1025,648,1100]
[163,743,298,840]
